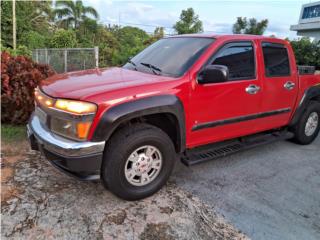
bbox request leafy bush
[1,45,32,57]
[290,38,320,70]
[1,51,55,124]
[50,29,77,48]
[21,31,48,50]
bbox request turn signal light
[77,122,92,139]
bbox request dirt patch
[1,142,248,240]
[107,209,127,225]
[1,141,28,205]
[140,223,174,240]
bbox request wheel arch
[91,95,186,153]
[290,85,320,127]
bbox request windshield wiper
[127,59,138,71]
[140,62,162,75]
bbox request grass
[1,124,27,143]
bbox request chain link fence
[32,47,99,73]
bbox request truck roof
[167,34,288,43]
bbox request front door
[188,40,263,148]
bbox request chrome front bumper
[27,114,105,157]
[27,114,105,180]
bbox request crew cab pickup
[27,35,320,200]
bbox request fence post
[64,49,68,73]
[36,49,39,63]
[45,49,48,64]
[94,46,99,68]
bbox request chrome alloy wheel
[124,145,163,186]
[305,112,319,137]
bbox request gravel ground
[1,141,247,240]
[173,136,320,240]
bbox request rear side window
[210,42,255,81]
[262,42,290,77]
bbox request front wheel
[291,101,320,145]
[101,123,176,200]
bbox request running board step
[181,131,294,166]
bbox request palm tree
[54,0,99,29]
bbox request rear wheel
[291,101,320,145]
[101,123,176,200]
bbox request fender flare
[289,85,320,127]
[91,95,186,152]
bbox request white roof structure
[290,1,320,40]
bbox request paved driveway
[173,136,320,240]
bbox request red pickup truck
[28,34,320,200]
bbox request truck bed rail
[298,66,316,75]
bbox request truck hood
[41,67,175,101]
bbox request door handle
[284,81,295,90]
[246,84,261,95]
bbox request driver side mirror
[197,65,229,84]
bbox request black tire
[101,123,176,200]
[291,101,320,145]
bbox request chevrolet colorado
[27,34,320,200]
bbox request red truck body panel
[40,34,320,149]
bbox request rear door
[258,41,299,131]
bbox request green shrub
[50,29,77,48]
[21,31,48,50]
[1,45,32,57]
[290,38,320,70]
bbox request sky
[83,0,314,39]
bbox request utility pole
[12,0,16,50]
[118,11,121,27]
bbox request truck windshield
[123,37,215,78]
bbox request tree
[290,38,320,70]
[173,8,203,34]
[233,17,268,35]
[50,29,77,48]
[21,31,48,50]
[111,26,150,65]
[144,27,165,45]
[154,27,165,39]
[1,1,53,48]
[54,0,99,29]
[93,26,119,67]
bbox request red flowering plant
[1,51,55,124]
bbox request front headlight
[34,88,97,140]
[51,118,93,140]
[50,100,97,140]
[54,99,97,115]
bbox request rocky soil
[1,141,248,240]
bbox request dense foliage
[0,0,53,48]
[233,17,268,35]
[290,38,320,70]
[1,52,55,124]
[0,0,166,67]
[50,29,78,48]
[173,8,203,34]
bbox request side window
[262,43,290,77]
[210,42,255,80]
